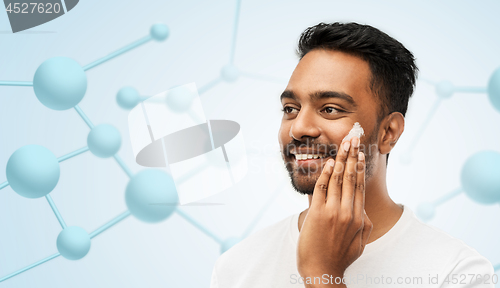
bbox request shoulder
[401,207,494,274]
[419,222,497,287]
[407,211,481,257]
[210,213,300,288]
[214,213,297,269]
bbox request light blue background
[1,0,499,287]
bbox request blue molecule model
[150,23,169,41]
[220,64,239,82]
[487,67,500,112]
[116,87,141,110]
[435,80,454,99]
[57,226,91,260]
[6,145,60,198]
[33,57,87,110]
[460,150,500,204]
[125,169,178,223]
[416,202,435,222]
[87,124,122,158]
[220,237,241,254]
[166,85,195,112]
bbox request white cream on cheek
[342,122,364,142]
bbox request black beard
[287,167,317,195]
[281,138,338,196]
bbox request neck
[298,161,403,244]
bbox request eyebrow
[280,90,358,108]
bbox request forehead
[284,49,375,105]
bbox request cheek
[278,124,287,145]
[362,129,379,154]
[323,122,355,144]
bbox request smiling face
[279,49,382,195]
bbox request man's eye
[323,107,344,114]
[282,106,298,114]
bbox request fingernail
[352,137,360,148]
[329,159,335,167]
[358,152,364,161]
[343,141,350,152]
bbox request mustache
[283,139,340,156]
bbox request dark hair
[297,22,418,165]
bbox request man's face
[278,49,381,195]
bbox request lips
[294,153,327,160]
[290,153,335,170]
[284,142,337,170]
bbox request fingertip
[328,158,335,167]
[358,151,365,161]
[343,140,351,152]
[323,159,331,171]
[352,135,360,148]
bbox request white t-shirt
[210,204,496,288]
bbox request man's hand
[297,136,373,287]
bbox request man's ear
[378,112,405,155]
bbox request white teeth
[295,154,326,160]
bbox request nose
[289,107,321,141]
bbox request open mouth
[293,153,328,160]
[290,153,335,169]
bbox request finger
[326,137,350,207]
[348,213,365,255]
[311,159,335,208]
[360,210,373,254]
[340,136,360,212]
[353,151,366,226]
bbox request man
[210,22,495,287]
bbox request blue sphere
[117,87,140,110]
[487,67,500,112]
[6,145,60,198]
[220,237,241,254]
[56,226,91,260]
[33,57,87,110]
[460,150,500,204]
[166,85,195,112]
[435,80,454,99]
[125,169,178,223]
[87,124,122,158]
[150,24,169,41]
[416,202,435,222]
[220,64,239,82]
